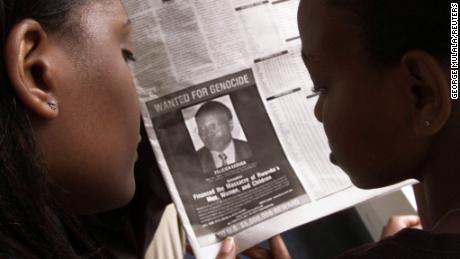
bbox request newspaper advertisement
[121,0,416,258]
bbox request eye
[311,86,327,94]
[122,49,137,63]
[307,86,327,99]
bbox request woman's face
[297,0,428,188]
[36,1,140,214]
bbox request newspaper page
[121,0,416,258]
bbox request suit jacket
[197,139,252,172]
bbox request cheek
[321,87,406,185]
[62,60,140,212]
[90,62,140,172]
[215,129,227,139]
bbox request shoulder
[197,147,212,162]
[336,229,460,259]
[335,241,398,259]
[0,231,34,259]
[233,139,249,148]
[197,146,209,155]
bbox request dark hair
[0,1,104,257]
[327,0,451,66]
[195,101,233,122]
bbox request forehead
[197,111,228,124]
[298,0,361,64]
[78,0,128,36]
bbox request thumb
[216,237,236,259]
[400,215,421,227]
[270,235,291,259]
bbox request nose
[313,97,323,123]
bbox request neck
[419,134,460,233]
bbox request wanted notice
[124,0,417,258]
[148,69,309,246]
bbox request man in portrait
[195,101,252,172]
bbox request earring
[424,120,431,127]
[47,101,57,111]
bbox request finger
[399,215,421,227]
[381,215,422,239]
[388,215,420,227]
[269,235,291,259]
[216,237,236,259]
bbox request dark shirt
[337,228,460,259]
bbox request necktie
[218,153,227,166]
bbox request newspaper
[121,0,416,258]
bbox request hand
[216,235,291,259]
[381,215,422,239]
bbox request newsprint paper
[121,0,416,258]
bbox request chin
[80,189,136,215]
[348,171,406,190]
[349,177,385,190]
[112,174,137,208]
[78,176,136,215]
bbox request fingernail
[221,237,234,253]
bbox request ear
[5,19,59,119]
[401,50,451,136]
[228,119,234,132]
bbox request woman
[218,0,459,258]
[0,0,141,257]
[297,1,458,256]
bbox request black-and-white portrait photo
[151,72,308,244]
[183,96,252,172]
